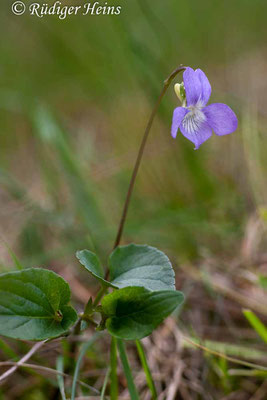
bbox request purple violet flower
[171,67,238,149]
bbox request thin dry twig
[0,361,100,394]
[0,340,47,385]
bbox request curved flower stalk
[171,67,238,149]
[113,66,186,249]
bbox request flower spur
[171,67,238,149]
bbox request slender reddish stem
[113,65,186,250]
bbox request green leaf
[84,297,93,316]
[76,250,113,287]
[0,268,77,341]
[77,245,176,293]
[102,287,184,340]
[109,244,175,291]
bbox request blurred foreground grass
[0,0,267,399]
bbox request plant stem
[108,66,186,399]
[104,65,187,399]
[113,65,186,249]
[93,286,106,308]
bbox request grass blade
[110,337,118,400]
[100,367,110,400]
[136,340,157,399]
[117,339,139,400]
[71,332,100,400]
[228,369,267,377]
[243,309,267,344]
[183,336,266,361]
[56,356,66,400]
[32,106,107,254]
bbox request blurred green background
[1,0,267,399]
[1,0,267,269]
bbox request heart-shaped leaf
[76,250,113,287]
[77,245,176,292]
[102,286,184,340]
[109,244,175,291]
[0,268,77,341]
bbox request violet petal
[180,117,212,149]
[183,67,202,106]
[171,107,188,138]
[196,69,211,105]
[204,103,238,136]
